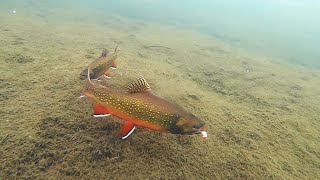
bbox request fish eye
[193,125,198,129]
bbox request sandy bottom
[1,5,320,180]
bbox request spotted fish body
[84,77,207,137]
[80,46,118,80]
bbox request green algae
[0,4,320,180]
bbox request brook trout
[83,68,208,139]
[80,45,119,80]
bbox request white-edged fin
[201,131,208,138]
[122,126,136,140]
[79,94,86,98]
[93,114,111,118]
[103,75,111,79]
[126,77,151,93]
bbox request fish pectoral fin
[111,62,117,69]
[103,71,112,78]
[126,77,151,93]
[121,121,136,140]
[93,104,111,117]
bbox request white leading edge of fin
[79,95,86,98]
[122,126,136,140]
[93,114,111,118]
[103,75,111,79]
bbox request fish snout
[173,115,208,137]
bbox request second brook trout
[83,69,208,139]
[80,45,119,80]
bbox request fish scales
[80,46,118,80]
[82,50,207,138]
[87,84,178,130]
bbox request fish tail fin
[114,43,120,53]
[82,61,96,98]
[101,49,109,57]
[87,64,91,83]
[85,61,93,86]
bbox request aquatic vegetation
[1,1,320,179]
[4,53,35,64]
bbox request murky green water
[1,0,319,179]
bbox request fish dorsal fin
[126,77,151,93]
[100,49,109,57]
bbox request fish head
[172,113,208,137]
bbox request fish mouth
[193,124,208,138]
[193,131,208,138]
[200,131,208,138]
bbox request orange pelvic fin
[121,121,136,139]
[93,104,111,117]
[103,71,112,78]
[111,62,117,69]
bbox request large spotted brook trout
[83,66,208,139]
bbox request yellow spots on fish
[88,88,175,128]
